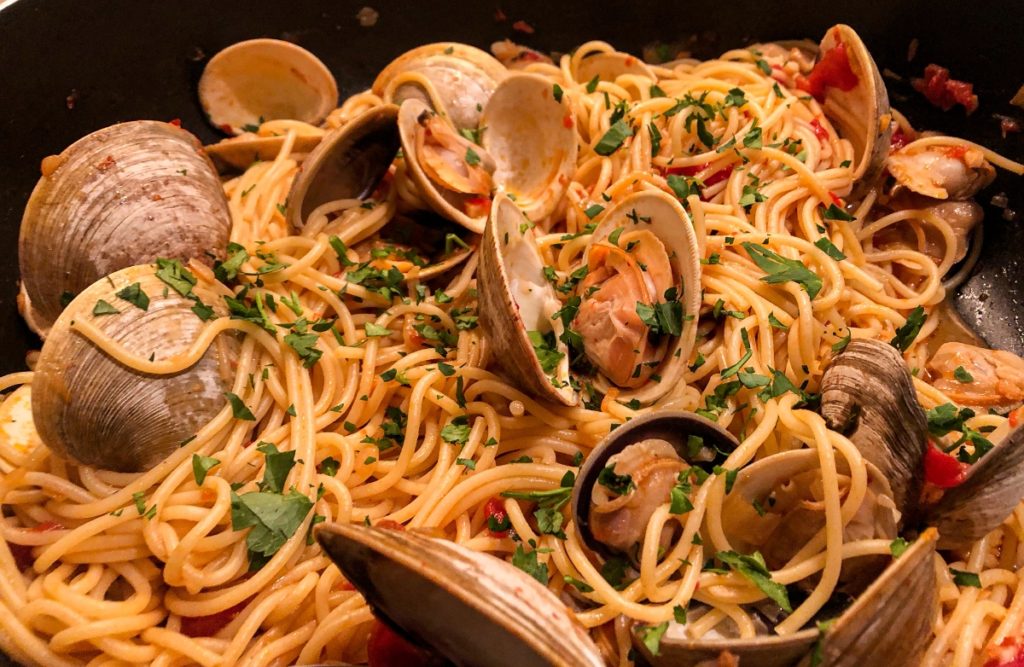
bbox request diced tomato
[890,127,912,150]
[180,596,254,637]
[662,163,734,200]
[218,123,234,134]
[1000,116,1021,138]
[912,64,979,114]
[984,638,1024,667]
[511,20,534,34]
[924,440,967,489]
[367,620,438,667]
[563,114,574,129]
[375,519,406,531]
[517,50,544,62]
[484,497,510,538]
[809,118,830,143]
[796,34,858,102]
[944,145,969,160]
[463,196,491,218]
[167,118,182,128]
[494,8,507,22]
[9,521,64,571]
[702,164,735,188]
[664,162,706,177]
[1009,407,1023,428]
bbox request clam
[204,125,324,172]
[575,50,655,84]
[373,43,507,132]
[478,194,576,405]
[314,522,606,667]
[924,422,1024,548]
[633,529,937,667]
[198,38,338,135]
[349,210,479,282]
[571,410,738,558]
[887,138,996,200]
[572,190,701,405]
[18,120,231,337]
[286,104,400,234]
[805,25,891,191]
[31,263,238,472]
[721,449,898,591]
[398,72,577,234]
[820,339,927,525]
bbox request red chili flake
[796,34,858,102]
[151,194,163,202]
[375,519,406,531]
[1009,407,1023,428]
[562,114,574,129]
[625,56,636,67]
[924,440,966,489]
[912,64,979,114]
[494,8,507,22]
[367,620,436,667]
[997,115,1021,138]
[96,155,116,171]
[219,123,234,134]
[809,118,830,143]
[984,638,1024,667]
[828,191,843,206]
[168,118,182,128]
[944,145,969,160]
[180,596,255,637]
[890,126,912,150]
[512,20,534,34]
[516,50,544,63]
[484,497,510,538]
[463,196,492,218]
[9,521,63,571]
[65,89,79,110]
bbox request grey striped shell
[18,121,231,336]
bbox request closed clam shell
[820,338,927,525]
[580,190,702,405]
[478,194,577,405]
[18,121,231,337]
[924,423,1024,548]
[199,38,338,135]
[480,73,578,223]
[373,43,507,131]
[32,264,238,472]
[815,25,891,191]
[286,104,400,234]
[315,522,605,667]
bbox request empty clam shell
[205,129,323,172]
[373,43,507,131]
[813,25,891,190]
[314,522,605,667]
[32,264,238,472]
[924,423,1024,548]
[478,194,577,405]
[575,190,701,405]
[479,73,578,223]
[633,528,937,667]
[18,120,232,337]
[820,339,927,525]
[199,38,338,135]
[575,50,655,83]
[286,104,400,234]
[571,410,738,557]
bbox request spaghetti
[1,37,1023,667]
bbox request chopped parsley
[954,366,974,383]
[717,550,791,612]
[92,299,120,316]
[192,454,220,486]
[597,464,635,495]
[231,489,313,569]
[951,568,981,588]
[594,120,634,156]
[512,543,549,584]
[637,622,669,656]
[742,242,822,299]
[814,237,846,261]
[154,258,197,296]
[115,282,150,310]
[890,306,927,352]
[224,391,256,421]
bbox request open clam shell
[820,339,927,525]
[813,25,891,191]
[351,210,479,282]
[575,50,655,84]
[314,522,605,667]
[478,194,577,405]
[479,73,578,223]
[198,38,338,135]
[32,264,238,472]
[887,137,996,200]
[286,104,400,234]
[924,423,1024,548]
[18,120,231,337]
[373,43,507,131]
[571,410,738,557]
[722,448,898,591]
[633,528,938,667]
[204,128,323,172]
[575,190,701,405]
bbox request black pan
[0,0,1021,663]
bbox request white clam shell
[199,38,338,135]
